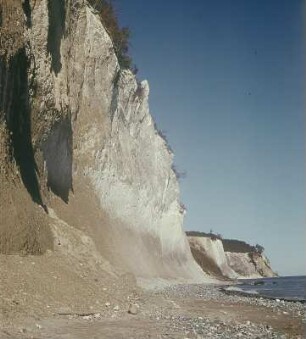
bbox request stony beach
[149,284,305,338]
[1,283,304,339]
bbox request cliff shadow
[0,4,3,27]
[42,117,73,203]
[22,0,32,28]
[189,246,226,280]
[0,49,43,206]
[47,0,66,75]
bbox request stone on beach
[128,303,139,315]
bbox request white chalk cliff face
[225,252,276,279]
[1,0,275,282]
[188,235,276,279]
[25,0,205,280]
[188,236,238,279]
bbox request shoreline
[221,285,306,304]
[221,276,306,304]
[1,283,304,339]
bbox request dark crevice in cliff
[47,0,66,75]
[42,117,73,203]
[110,71,120,122]
[22,0,32,28]
[0,49,43,206]
[0,5,3,27]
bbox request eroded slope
[0,0,205,281]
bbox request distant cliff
[187,232,276,279]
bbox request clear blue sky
[116,0,305,276]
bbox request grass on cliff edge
[186,231,265,254]
[89,0,137,73]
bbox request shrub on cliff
[89,0,135,71]
[186,231,265,254]
[186,231,223,241]
[222,239,253,253]
[255,244,264,254]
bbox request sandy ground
[0,277,304,339]
[0,185,304,339]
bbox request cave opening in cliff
[42,117,73,204]
[47,0,66,75]
[0,49,43,207]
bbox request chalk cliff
[0,0,205,281]
[225,252,276,279]
[187,233,276,279]
[0,0,276,284]
[188,236,238,279]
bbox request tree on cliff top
[89,0,135,71]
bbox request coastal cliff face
[0,0,276,283]
[188,236,238,279]
[225,252,276,278]
[187,234,276,279]
[0,0,205,281]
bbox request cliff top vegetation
[186,231,264,254]
[186,231,223,241]
[88,0,136,72]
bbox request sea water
[236,276,306,302]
